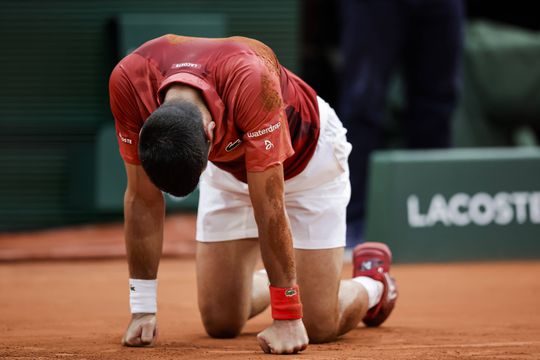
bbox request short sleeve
[108,57,146,165]
[223,55,294,172]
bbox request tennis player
[109,34,398,354]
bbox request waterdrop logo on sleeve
[407,192,540,228]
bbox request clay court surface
[1,218,540,359]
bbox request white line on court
[374,341,540,350]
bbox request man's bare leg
[295,247,369,343]
[336,279,369,336]
[247,247,369,342]
[196,238,269,338]
[250,268,271,318]
[198,240,365,342]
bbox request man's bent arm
[247,164,296,287]
[124,163,165,279]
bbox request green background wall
[365,148,540,262]
[0,0,300,231]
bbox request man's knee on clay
[199,305,247,338]
[303,316,339,343]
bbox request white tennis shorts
[196,97,352,249]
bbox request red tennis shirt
[109,34,320,182]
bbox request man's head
[139,100,209,197]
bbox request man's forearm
[124,191,165,279]
[257,210,296,288]
[248,166,297,288]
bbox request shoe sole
[352,242,397,327]
[353,242,392,278]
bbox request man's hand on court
[121,313,158,347]
[257,319,309,354]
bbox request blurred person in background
[339,0,465,246]
[109,34,398,355]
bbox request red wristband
[269,285,303,320]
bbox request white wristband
[129,279,157,314]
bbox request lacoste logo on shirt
[171,62,201,69]
[225,139,242,152]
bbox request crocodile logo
[225,139,242,152]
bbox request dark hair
[139,100,209,197]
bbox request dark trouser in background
[339,0,464,246]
